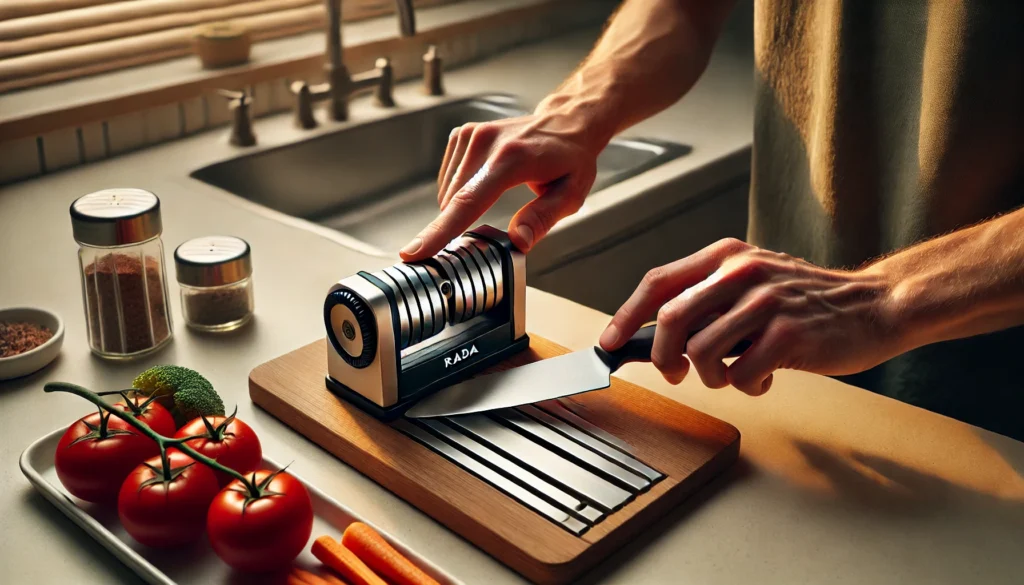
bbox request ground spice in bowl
[0,322,54,358]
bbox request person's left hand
[599,238,904,395]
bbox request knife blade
[405,323,748,418]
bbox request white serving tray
[21,427,460,585]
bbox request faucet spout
[325,0,413,63]
[394,0,416,37]
[325,0,343,69]
[296,0,417,126]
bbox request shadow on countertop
[572,456,754,585]
[792,440,1024,518]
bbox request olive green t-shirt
[749,0,1024,440]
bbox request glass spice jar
[174,236,254,332]
[71,188,173,359]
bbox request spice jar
[71,188,173,359]
[174,236,254,332]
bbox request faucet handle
[217,88,256,147]
[290,79,330,96]
[217,88,250,105]
[289,81,318,129]
[374,57,395,108]
[423,45,444,96]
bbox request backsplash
[22,85,291,176]
[0,0,609,186]
[1,84,291,184]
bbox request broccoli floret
[172,385,226,425]
[133,365,213,398]
[133,365,223,426]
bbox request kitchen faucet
[291,0,417,128]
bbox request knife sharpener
[323,225,529,419]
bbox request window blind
[0,0,452,94]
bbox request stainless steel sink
[191,95,690,254]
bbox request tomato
[54,410,159,503]
[117,450,220,547]
[115,396,176,437]
[173,415,262,486]
[207,469,314,572]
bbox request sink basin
[191,95,690,254]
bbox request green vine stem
[98,406,112,437]
[45,382,262,498]
[95,389,162,417]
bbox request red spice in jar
[83,253,170,354]
[0,322,54,358]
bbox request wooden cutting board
[250,335,740,584]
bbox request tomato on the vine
[207,469,314,572]
[118,450,220,548]
[115,396,176,437]
[173,414,262,486]
[54,410,159,503]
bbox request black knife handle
[594,324,656,372]
[594,323,750,373]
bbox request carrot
[288,572,315,585]
[317,570,350,585]
[290,568,335,585]
[341,522,440,585]
[311,535,386,585]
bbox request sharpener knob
[363,234,506,351]
[325,289,377,368]
[436,236,504,324]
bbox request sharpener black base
[325,335,530,421]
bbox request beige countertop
[2,15,1023,585]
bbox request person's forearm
[868,207,1024,351]
[536,0,736,149]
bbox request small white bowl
[0,307,64,381]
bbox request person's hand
[599,238,904,395]
[398,103,609,261]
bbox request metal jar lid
[70,188,162,246]
[174,236,252,287]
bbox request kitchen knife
[405,323,748,418]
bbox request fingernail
[599,324,620,349]
[760,375,773,395]
[516,224,534,249]
[401,237,423,256]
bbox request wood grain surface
[250,335,740,584]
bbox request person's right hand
[599,239,901,396]
[399,105,607,261]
